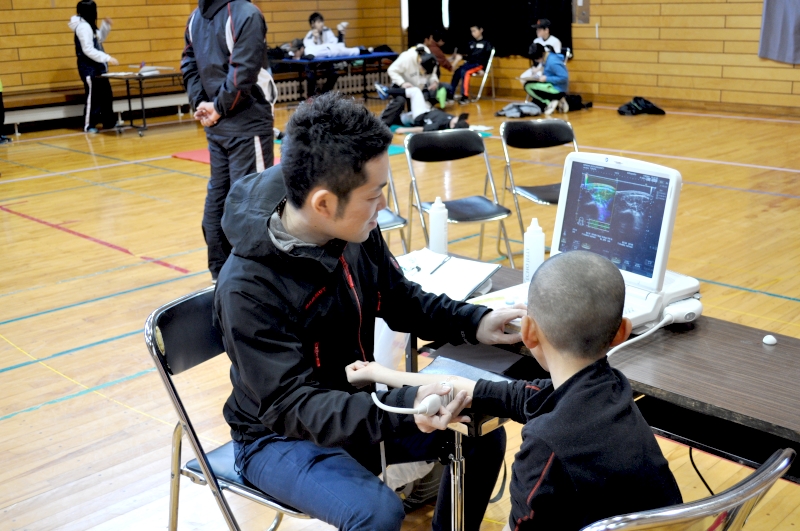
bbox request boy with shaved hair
[347,250,682,531]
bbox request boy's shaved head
[528,251,626,358]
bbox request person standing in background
[68,0,118,134]
[0,77,11,144]
[181,0,275,283]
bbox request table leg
[406,334,418,373]
[139,78,147,131]
[362,58,368,101]
[450,432,465,531]
[126,79,133,128]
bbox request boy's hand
[476,307,526,345]
[414,384,471,433]
[345,360,377,388]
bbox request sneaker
[86,127,99,134]
[544,99,559,115]
[337,21,349,32]
[0,135,11,144]
[374,83,389,100]
[273,127,284,140]
[458,97,469,105]
[557,97,569,113]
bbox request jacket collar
[524,357,616,418]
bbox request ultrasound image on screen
[559,162,671,278]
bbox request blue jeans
[234,428,506,531]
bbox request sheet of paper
[396,248,500,302]
[468,281,530,330]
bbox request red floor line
[0,204,190,274]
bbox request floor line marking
[0,331,223,446]
[697,278,800,303]
[8,118,195,144]
[0,247,205,300]
[0,172,173,203]
[0,270,207,326]
[0,330,143,374]
[0,204,189,273]
[0,156,172,185]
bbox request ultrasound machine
[550,152,703,336]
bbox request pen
[430,256,451,275]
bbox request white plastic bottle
[523,218,545,282]
[428,197,448,255]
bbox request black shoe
[0,136,11,144]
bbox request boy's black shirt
[473,358,682,530]
[466,38,492,67]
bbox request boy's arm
[346,361,477,396]
[471,379,550,424]
[509,436,563,530]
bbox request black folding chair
[500,119,578,239]
[404,129,515,268]
[145,287,309,531]
[378,167,408,253]
[582,448,796,531]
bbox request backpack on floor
[618,96,665,116]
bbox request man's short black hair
[431,30,445,43]
[527,251,625,359]
[470,24,483,30]
[281,92,393,212]
[309,12,323,25]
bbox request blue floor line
[697,278,800,303]
[0,368,155,422]
[0,330,143,374]
[0,270,208,326]
[0,247,205,300]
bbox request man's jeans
[234,428,506,531]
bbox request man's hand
[476,307,526,345]
[345,360,377,388]
[195,101,221,127]
[107,57,119,66]
[414,383,471,433]
[539,75,547,82]
[428,81,439,91]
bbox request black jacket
[181,0,272,137]
[466,39,492,67]
[214,166,492,462]
[473,358,682,531]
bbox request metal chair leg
[500,221,516,269]
[450,432,465,531]
[478,223,485,260]
[266,512,284,531]
[169,422,183,531]
[407,185,414,247]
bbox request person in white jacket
[69,1,118,133]
[302,12,359,58]
[377,46,447,127]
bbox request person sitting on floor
[390,85,470,133]
[376,47,445,127]
[522,42,569,115]
[449,24,492,104]
[346,250,683,531]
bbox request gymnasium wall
[490,0,800,115]
[0,0,402,96]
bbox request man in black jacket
[214,93,523,531]
[181,0,274,282]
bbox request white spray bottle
[428,197,448,254]
[523,218,545,282]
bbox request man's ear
[308,188,338,219]
[520,315,541,351]
[609,317,633,347]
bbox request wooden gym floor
[1,98,798,530]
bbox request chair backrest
[581,448,796,531]
[145,286,225,376]
[404,129,485,162]
[500,119,577,150]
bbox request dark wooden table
[103,72,185,135]
[479,266,800,481]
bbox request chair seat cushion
[515,183,561,205]
[421,196,511,223]
[185,441,303,513]
[377,208,407,231]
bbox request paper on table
[396,248,500,302]
[468,281,530,331]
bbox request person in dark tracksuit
[181,0,274,282]
[68,1,118,133]
[347,251,683,531]
[450,24,492,102]
[214,93,522,531]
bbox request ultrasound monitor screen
[558,161,671,278]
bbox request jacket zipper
[339,255,366,362]
[314,342,321,368]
